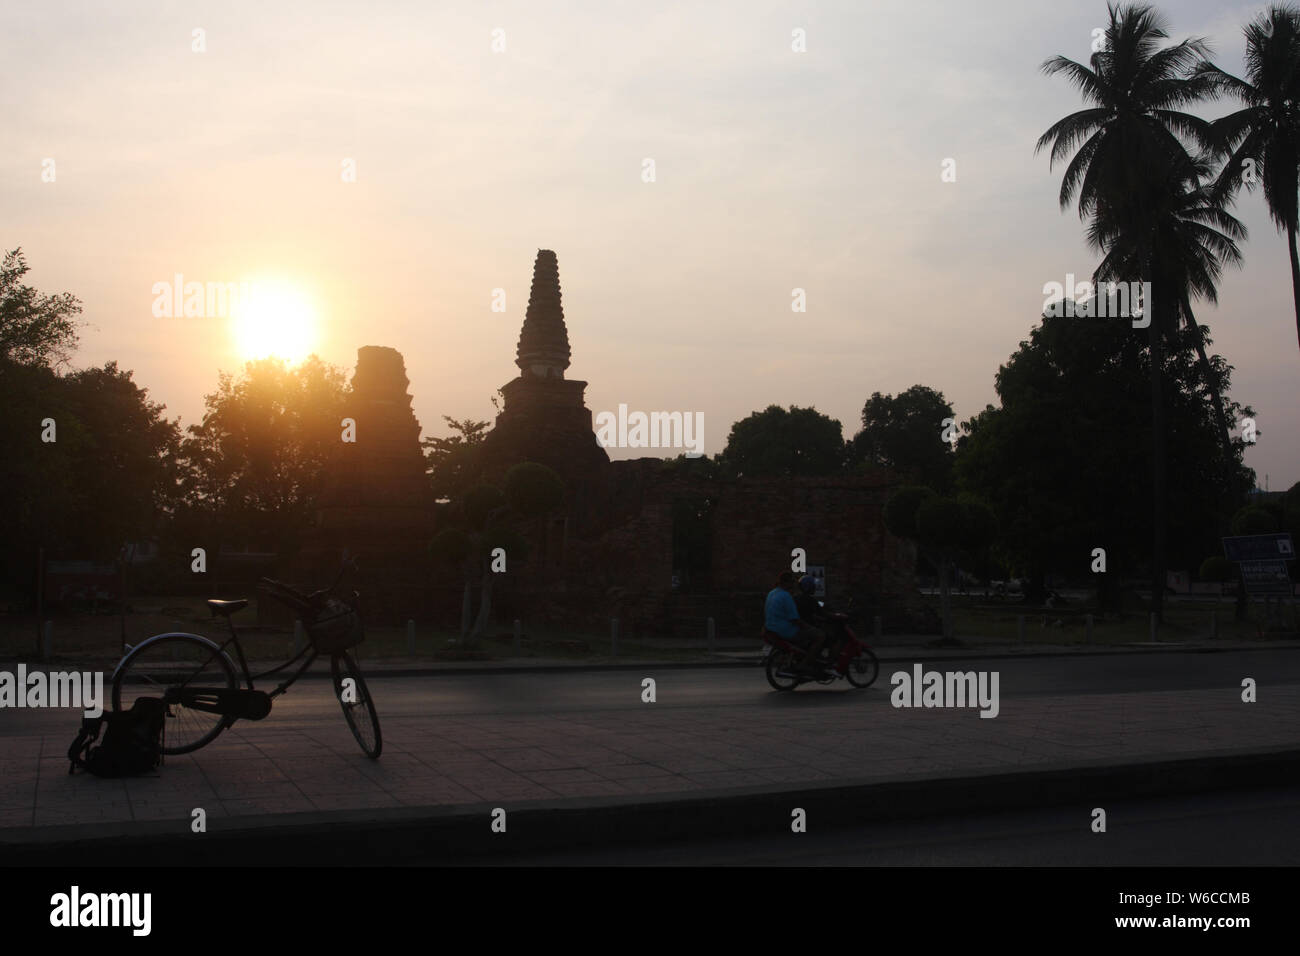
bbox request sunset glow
[231,281,317,362]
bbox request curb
[6,746,1298,865]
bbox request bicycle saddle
[206,598,249,617]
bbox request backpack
[68,697,166,777]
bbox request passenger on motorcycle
[765,571,825,673]
[794,574,839,661]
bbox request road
[2,647,1297,736]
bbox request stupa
[476,250,611,490]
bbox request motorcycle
[761,607,880,691]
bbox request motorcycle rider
[765,571,826,673]
[794,574,839,661]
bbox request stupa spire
[516,249,572,378]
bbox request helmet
[798,575,817,594]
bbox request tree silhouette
[1198,4,1300,353]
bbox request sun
[231,280,318,363]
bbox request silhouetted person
[765,571,825,673]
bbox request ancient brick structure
[284,251,918,636]
[465,250,921,637]
[476,249,611,501]
[273,345,435,624]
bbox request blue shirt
[764,587,800,639]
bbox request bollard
[513,619,521,655]
[1150,612,1158,642]
[873,615,882,641]
[1210,609,1217,641]
[407,619,416,656]
[460,583,471,639]
[42,620,53,661]
[1017,615,1025,643]
[707,617,715,653]
[294,619,305,655]
[1085,613,1093,645]
[611,618,619,658]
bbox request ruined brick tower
[275,345,436,623]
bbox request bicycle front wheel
[331,651,382,758]
[112,633,238,754]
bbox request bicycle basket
[305,599,364,653]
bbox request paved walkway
[2,674,1297,835]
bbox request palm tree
[1090,156,1246,453]
[1036,3,1219,623]
[1197,5,1300,353]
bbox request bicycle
[110,557,382,759]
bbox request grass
[940,594,1297,646]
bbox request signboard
[807,566,826,599]
[1239,560,1293,596]
[1222,534,1295,597]
[1223,533,1294,563]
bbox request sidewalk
[2,658,1298,863]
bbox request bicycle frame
[119,613,323,726]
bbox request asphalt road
[466,784,1300,866]
[2,647,1298,735]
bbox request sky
[3,0,1297,489]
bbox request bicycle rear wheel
[112,633,238,754]
[330,651,382,758]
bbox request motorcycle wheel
[765,649,801,691]
[845,646,879,688]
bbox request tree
[718,405,846,478]
[1199,5,1300,353]
[0,248,83,369]
[0,361,182,600]
[0,253,178,603]
[1036,2,1222,623]
[955,309,1254,612]
[1090,156,1245,454]
[176,356,348,555]
[885,486,996,643]
[429,462,565,644]
[851,385,956,490]
[422,416,490,502]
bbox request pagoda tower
[477,250,610,490]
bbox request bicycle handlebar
[259,557,358,616]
